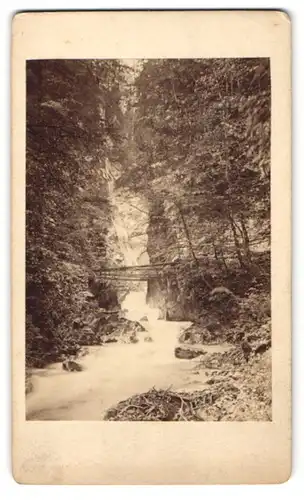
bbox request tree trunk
[228,212,245,268]
[239,216,252,264]
[212,239,229,275]
[212,240,221,269]
[175,202,199,265]
[218,246,229,276]
[174,201,213,290]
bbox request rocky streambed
[104,319,272,422]
[26,316,271,422]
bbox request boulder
[62,360,83,372]
[178,323,223,345]
[140,315,149,322]
[175,346,206,360]
[144,336,153,343]
[130,335,139,344]
[254,340,271,356]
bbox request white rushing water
[26,320,188,420]
[122,290,159,323]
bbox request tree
[119,58,270,316]
[123,58,270,269]
[26,59,128,366]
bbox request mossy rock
[175,346,206,360]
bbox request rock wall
[146,199,193,320]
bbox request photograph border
[12,10,291,484]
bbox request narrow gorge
[26,58,272,421]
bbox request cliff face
[146,199,197,321]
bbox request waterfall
[108,179,139,267]
[106,165,160,320]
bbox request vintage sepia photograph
[25,57,272,422]
[11,10,292,485]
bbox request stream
[26,318,230,421]
[26,181,231,421]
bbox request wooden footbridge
[91,259,198,281]
[97,262,180,282]
[95,256,213,282]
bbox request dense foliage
[26,58,271,366]
[26,60,128,366]
[119,58,271,318]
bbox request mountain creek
[26,318,231,421]
[24,60,272,424]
